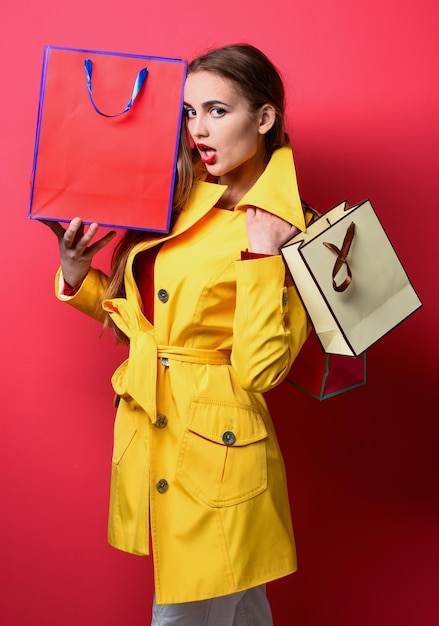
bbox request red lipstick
[197,143,217,165]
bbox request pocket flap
[187,398,267,446]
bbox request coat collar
[134,145,304,250]
[124,146,304,298]
[193,146,305,232]
[234,146,306,232]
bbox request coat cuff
[55,267,108,320]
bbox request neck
[216,153,267,210]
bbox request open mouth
[197,144,217,165]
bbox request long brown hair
[102,44,290,340]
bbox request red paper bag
[30,46,187,232]
[286,329,366,400]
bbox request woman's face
[183,71,273,186]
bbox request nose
[189,114,208,139]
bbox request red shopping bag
[30,46,187,232]
[286,329,366,400]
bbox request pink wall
[2,1,437,624]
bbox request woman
[45,43,310,625]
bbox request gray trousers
[151,584,273,625]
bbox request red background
[2,1,437,625]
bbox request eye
[184,108,196,119]
[210,106,226,118]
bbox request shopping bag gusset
[286,329,366,400]
[281,200,422,356]
[30,46,187,233]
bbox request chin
[205,164,223,176]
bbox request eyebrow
[183,99,230,109]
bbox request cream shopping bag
[281,200,422,356]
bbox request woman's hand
[246,207,301,256]
[43,217,116,287]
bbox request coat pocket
[177,398,268,507]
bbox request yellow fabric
[235,146,306,231]
[55,146,309,604]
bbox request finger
[75,222,100,249]
[40,219,66,239]
[63,217,84,248]
[75,222,85,242]
[74,223,113,254]
[89,230,117,255]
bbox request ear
[258,104,276,135]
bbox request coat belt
[104,297,231,423]
[157,345,232,364]
[104,298,231,424]
[111,338,231,424]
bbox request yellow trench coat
[56,147,309,604]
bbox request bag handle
[84,59,148,118]
[323,222,355,292]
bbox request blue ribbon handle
[84,59,148,117]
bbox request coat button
[156,479,169,493]
[158,288,169,303]
[159,357,169,367]
[155,414,168,428]
[282,291,288,307]
[222,431,236,446]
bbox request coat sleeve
[231,255,310,393]
[55,267,108,321]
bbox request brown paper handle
[323,222,355,292]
